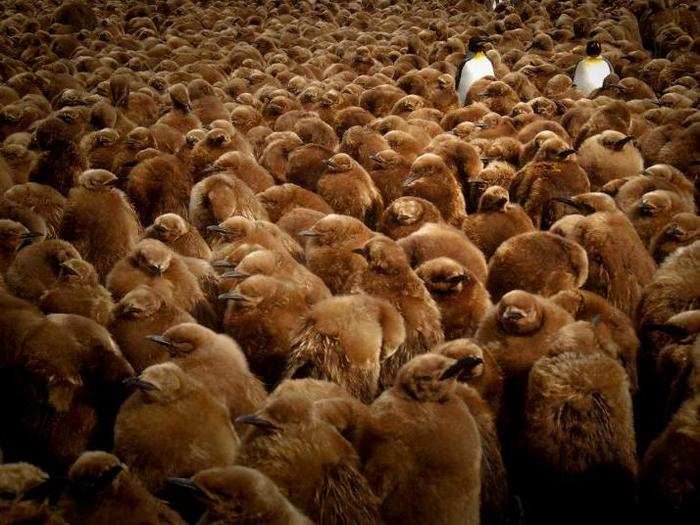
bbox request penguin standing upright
[455,37,495,106]
[573,41,614,97]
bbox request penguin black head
[585,40,602,57]
[469,37,488,53]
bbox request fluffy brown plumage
[60,169,141,279]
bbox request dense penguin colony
[0,0,698,523]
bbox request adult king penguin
[573,41,614,97]
[455,37,495,106]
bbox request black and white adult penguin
[455,37,495,106]
[573,41,614,97]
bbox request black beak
[220,270,249,279]
[211,259,235,269]
[440,356,484,380]
[299,229,320,238]
[122,377,157,391]
[217,291,249,302]
[503,310,524,322]
[549,197,596,215]
[20,231,43,240]
[235,414,281,432]
[145,334,173,347]
[201,165,223,175]
[558,149,577,159]
[166,477,207,499]
[351,246,367,257]
[206,225,229,234]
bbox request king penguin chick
[0,219,41,274]
[285,293,406,403]
[207,216,304,262]
[359,353,482,525]
[147,323,267,430]
[650,212,700,263]
[108,285,196,374]
[235,391,381,524]
[60,170,141,279]
[4,182,65,239]
[115,362,239,493]
[576,130,643,190]
[144,214,211,260]
[377,196,444,240]
[38,257,114,325]
[316,153,384,227]
[486,231,589,302]
[416,257,492,339]
[106,239,215,327]
[5,239,80,302]
[220,275,310,387]
[0,462,64,525]
[368,149,412,205]
[523,352,637,525]
[59,451,184,525]
[226,248,330,305]
[510,137,590,228]
[475,291,574,449]
[302,214,374,294]
[352,235,444,388]
[397,222,488,282]
[462,185,535,260]
[167,466,312,525]
[403,153,467,227]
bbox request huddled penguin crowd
[0,0,698,524]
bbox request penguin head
[585,40,602,57]
[468,36,489,54]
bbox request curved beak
[299,229,320,238]
[440,356,484,380]
[206,225,229,234]
[145,334,173,347]
[235,414,281,432]
[122,377,156,391]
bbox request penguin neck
[473,51,487,59]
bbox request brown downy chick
[626,189,693,248]
[358,353,482,525]
[352,235,444,388]
[403,153,467,227]
[110,75,158,128]
[126,153,192,227]
[564,209,656,318]
[0,196,45,247]
[115,362,239,493]
[650,212,700,263]
[235,390,381,525]
[0,462,65,525]
[486,231,589,302]
[189,174,269,243]
[4,182,65,238]
[475,291,574,445]
[317,153,384,227]
[227,248,330,306]
[81,128,122,173]
[416,257,492,340]
[106,239,215,327]
[523,352,637,525]
[576,131,643,190]
[303,214,374,295]
[28,116,87,196]
[209,151,274,194]
[208,216,304,262]
[510,137,590,228]
[377,196,444,240]
[549,289,640,392]
[108,285,195,374]
[156,83,201,134]
[60,169,141,279]
[368,148,412,205]
[220,275,310,387]
[5,239,80,302]
[144,213,211,260]
[0,219,41,274]
[148,323,267,429]
[257,183,332,223]
[38,258,113,325]
[574,100,631,149]
[462,185,535,260]
[167,466,311,525]
[60,451,184,525]
[641,393,700,523]
[285,294,406,403]
[398,222,488,282]
[435,339,504,416]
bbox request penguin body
[456,53,495,106]
[573,42,614,97]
